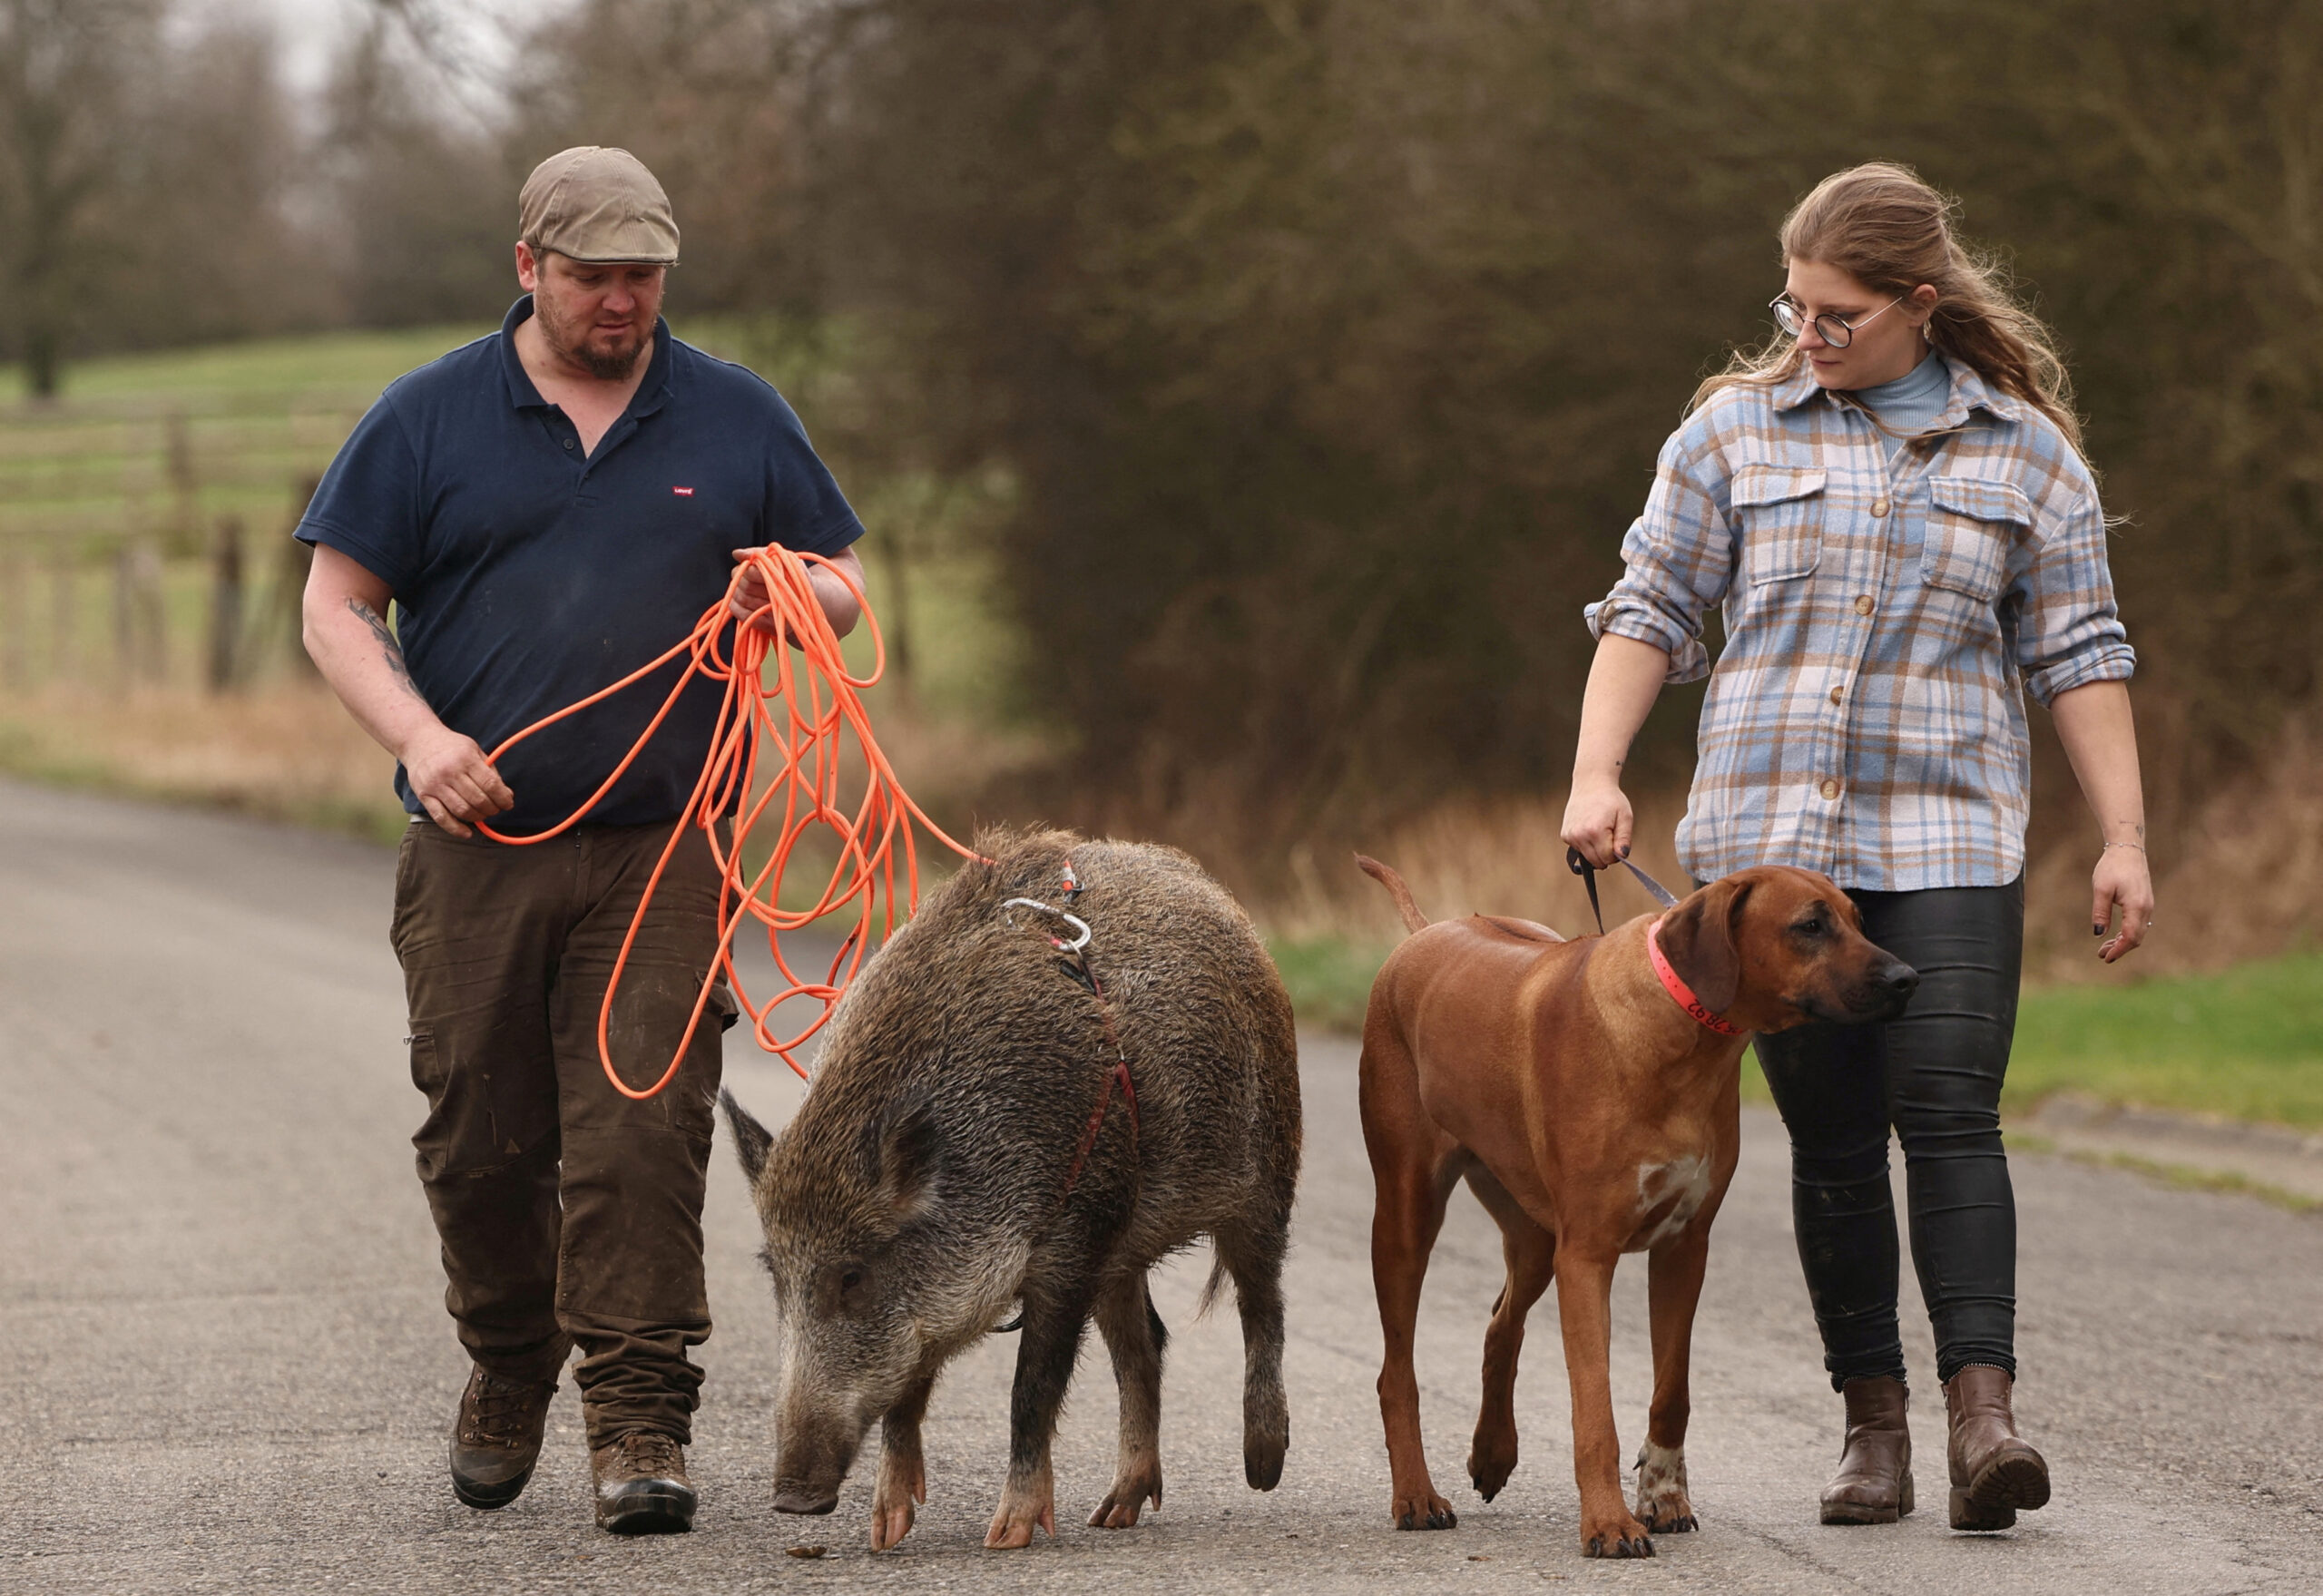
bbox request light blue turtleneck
[1851,350,1950,463]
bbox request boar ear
[720,1089,773,1187]
[875,1100,943,1224]
[1658,877,1749,1016]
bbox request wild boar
[720,827,1302,1552]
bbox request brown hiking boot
[448,1366,558,1510]
[592,1431,697,1533]
[1945,1365,2050,1531]
[1819,1376,1913,1524]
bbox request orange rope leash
[475,545,980,1097]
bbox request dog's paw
[1633,1439,1696,1534]
[1392,1490,1458,1532]
[1467,1439,1517,1503]
[1583,1532,1656,1558]
[1580,1502,1654,1559]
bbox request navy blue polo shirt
[297,296,864,833]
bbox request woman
[1562,163,2152,1532]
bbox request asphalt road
[5,778,2320,1595]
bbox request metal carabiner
[1001,897,1093,952]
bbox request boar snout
[772,1425,858,1515]
[772,1483,840,1515]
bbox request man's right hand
[1560,778,1635,870]
[398,723,515,838]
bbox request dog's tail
[1355,854,1430,934]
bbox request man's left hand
[729,545,863,642]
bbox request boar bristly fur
[720,827,1303,1552]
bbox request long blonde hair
[1692,162,2083,452]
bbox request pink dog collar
[1647,916,1741,1036]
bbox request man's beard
[541,302,647,380]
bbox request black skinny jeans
[1753,878,2024,1391]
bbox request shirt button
[1854,594,1875,616]
[1871,497,1890,516]
[1828,685,1844,706]
[563,438,575,450]
[1820,778,1841,800]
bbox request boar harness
[1000,857,1142,1203]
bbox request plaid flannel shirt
[1586,356,2134,891]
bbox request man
[299,146,866,1532]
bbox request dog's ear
[1659,877,1750,1015]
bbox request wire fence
[0,387,380,693]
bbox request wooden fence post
[276,474,320,679]
[114,538,166,686]
[208,514,245,694]
[51,553,76,681]
[113,543,133,690]
[1,546,25,690]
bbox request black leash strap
[1565,846,1680,935]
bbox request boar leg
[870,1373,936,1552]
[1215,1218,1292,1491]
[1088,1270,1168,1528]
[985,1282,1093,1549]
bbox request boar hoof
[984,1470,1056,1549]
[774,1486,839,1515]
[1088,1472,1162,1529]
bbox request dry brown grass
[2024,716,2323,984]
[0,682,406,838]
[1211,724,2323,987]
[5,680,2315,995]
[0,677,1047,852]
[1260,792,1693,945]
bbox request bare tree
[0,0,160,396]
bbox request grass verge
[2005,1133,2320,1214]
[1271,931,2323,1131]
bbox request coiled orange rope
[476,545,979,1096]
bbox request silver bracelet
[2102,840,2146,854]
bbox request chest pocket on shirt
[1923,476,2030,605]
[1731,465,1828,585]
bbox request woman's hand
[1561,779,1635,870]
[1563,634,1670,870]
[2092,842,2153,964]
[2051,680,2151,964]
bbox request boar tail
[1197,1253,1232,1320]
[1354,854,1429,935]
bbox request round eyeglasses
[1769,293,1902,348]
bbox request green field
[0,323,1029,706]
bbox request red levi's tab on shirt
[672,485,694,496]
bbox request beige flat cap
[518,146,680,265]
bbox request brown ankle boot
[448,1366,557,1510]
[592,1431,697,1534]
[1820,1376,1914,1524]
[1944,1365,2049,1530]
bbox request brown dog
[1355,857,1916,1558]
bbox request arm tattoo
[348,598,424,700]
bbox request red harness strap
[1012,860,1142,1199]
[1059,947,1138,1199]
[1646,915,1743,1036]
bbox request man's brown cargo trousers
[392,818,733,1445]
